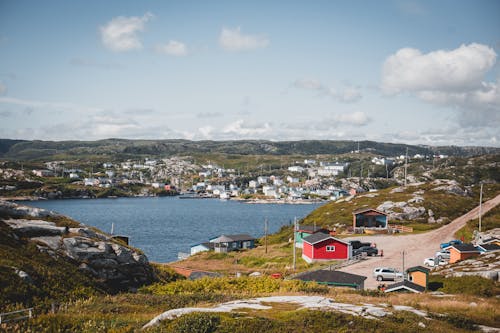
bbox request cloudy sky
[0,0,499,146]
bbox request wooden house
[190,242,215,255]
[447,244,480,264]
[210,234,256,253]
[352,208,388,233]
[294,225,329,248]
[302,232,351,263]
[406,266,430,290]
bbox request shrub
[429,275,499,297]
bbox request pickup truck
[440,239,462,249]
[350,240,371,250]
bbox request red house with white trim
[302,232,351,263]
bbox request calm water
[25,197,322,262]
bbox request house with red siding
[302,232,351,263]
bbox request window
[326,245,335,252]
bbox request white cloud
[293,78,363,103]
[332,111,369,126]
[100,13,153,52]
[382,43,496,94]
[381,43,499,128]
[222,119,272,136]
[293,78,323,90]
[0,96,102,113]
[156,40,188,56]
[219,27,269,51]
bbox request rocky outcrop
[1,202,155,292]
[376,201,426,221]
[0,200,62,219]
[431,179,469,196]
[436,252,500,282]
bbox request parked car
[440,239,462,249]
[435,250,451,260]
[350,240,371,250]
[372,267,403,281]
[353,246,378,256]
[423,257,448,267]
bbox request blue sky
[0,0,499,146]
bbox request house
[384,280,426,293]
[476,243,500,253]
[209,234,256,253]
[447,244,480,264]
[294,270,367,290]
[302,232,351,263]
[288,166,305,173]
[294,225,329,248]
[352,208,388,232]
[190,242,215,255]
[32,169,55,177]
[406,266,430,290]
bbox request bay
[25,197,322,262]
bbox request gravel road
[339,193,500,289]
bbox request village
[2,151,451,202]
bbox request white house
[288,166,305,173]
[286,176,300,183]
[249,180,257,188]
[257,176,269,185]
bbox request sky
[0,0,499,147]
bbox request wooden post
[265,219,268,254]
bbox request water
[25,197,322,262]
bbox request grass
[455,205,500,242]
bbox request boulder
[4,219,66,237]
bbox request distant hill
[0,138,498,161]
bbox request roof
[449,243,480,253]
[384,280,425,293]
[477,243,500,252]
[191,242,215,249]
[296,225,328,233]
[210,234,255,243]
[295,270,367,286]
[302,232,349,246]
[481,237,500,244]
[406,266,430,274]
[352,207,387,216]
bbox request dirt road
[339,193,500,289]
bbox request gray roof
[295,270,367,286]
[384,280,425,293]
[406,266,430,274]
[478,243,500,252]
[210,234,255,243]
[451,243,480,253]
[302,232,348,245]
[297,225,328,233]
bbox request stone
[418,322,426,328]
[15,269,33,284]
[428,209,434,217]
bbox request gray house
[210,234,256,253]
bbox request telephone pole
[293,217,297,270]
[264,219,268,254]
[404,147,408,187]
[479,183,483,232]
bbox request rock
[4,219,66,237]
[418,322,426,328]
[469,302,477,307]
[15,269,33,284]
[428,217,436,223]
[366,308,388,317]
[390,187,405,193]
[428,209,434,217]
[408,196,424,203]
[31,236,62,250]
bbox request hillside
[0,201,156,310]
[0,138,498,161]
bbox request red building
[302,232,351,263]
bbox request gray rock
[15,269,33,284]
[418,322,426,328]
[31,236,62,250]
[4,219,66,237]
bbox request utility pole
[404,147,408,187]
[479,183,483,232]
[293,217,297,270]
[402,250,406,274]
[264,219,268,254]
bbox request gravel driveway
[339,193,500,289]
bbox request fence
[389,224,413,233]
[0,308,33,324]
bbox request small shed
[406,266,430,290]
[294,225,329,248]
[294,270,367,290]
[210,234,255,253]
[352,208,388,231]
[302,232,351,263]
[447,244,480,264]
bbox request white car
[423,257,448,267]
[372,267,404,281]
[435,250,450,260]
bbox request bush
[166,312,220,333]
[429,275,499,297]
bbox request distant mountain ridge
[0,138,498,160]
